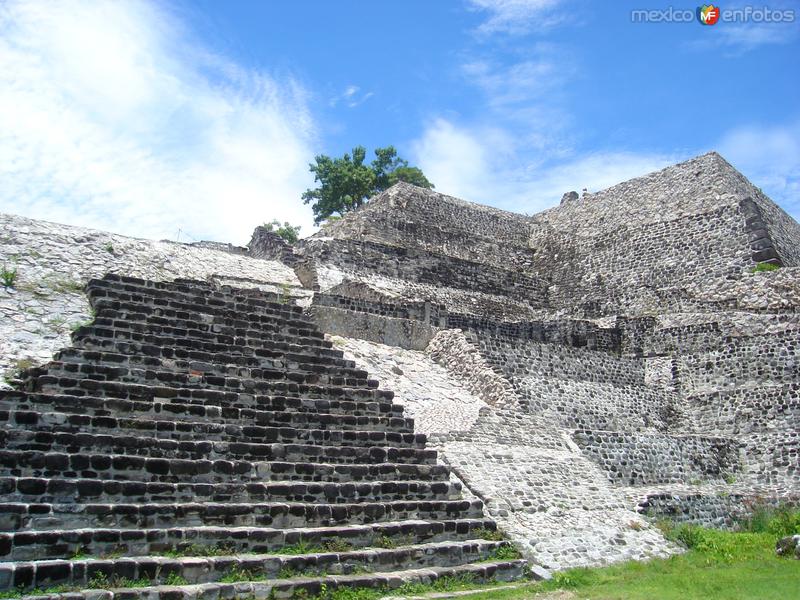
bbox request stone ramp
[0,274,525,598]
[328,336,676,571]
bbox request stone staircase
[0,274,525,599]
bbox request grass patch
[464,514,800,600]
[50,277,85,294]
[484,545,523,561]
[1,263,17,288]
[752,262,780,272]
[473,527,506,541]
[160,543,234,558]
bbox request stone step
[0,477,463,505]
[54,347,371,384]
[88,276,312,324]
[71,322,333,361]
[91,298,320,336]
[71,335,358,372]
[1,551,524,598]
[89,299,322,341]
[0,409,426,448]
[0,451,450,484]
[0,518,499,561]
[72,325,346,368]
[0,392,410,428]
[31,361,378,397]
[1,499,485,530]
[0,430,438,465]
[30,375,395,406]
[84,305,327,357]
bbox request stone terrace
[0,275,525,599]
[1,150,799,579]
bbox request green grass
[752,262,781,272]
[462,512,800,600]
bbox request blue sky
[1,0,798,243]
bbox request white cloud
[462,50,567,107]
[717,121,800,218]
[0,0,317,245]
[329,85,374,108]
[412,118,677,214]
[467,0,566,36]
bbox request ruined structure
[0,151,798,597]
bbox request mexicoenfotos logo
[697,4,721,25]
[631,4,796,23]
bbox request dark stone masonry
[0,150,798,593]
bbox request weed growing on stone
[3,358,35,384]
[88,572,110,589]
[373,535,397,549]
[50,277,85,293]
[277,566,315,579]
[0,585,72,599]
[735,504,800,536]
[322,539,354,553]
[752,262,780,273]
[104,242,115,254]
[163,573,189,586]
[473,527,506,541]
[276,539,322,555]
[219,567,266,583]
[484,545,522,561]
[1,263,17,288]
[48,315,69,333]
[279,282,292,304]
[162,543,234,558]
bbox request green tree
[302,145,433,225]
[264,220,301,244]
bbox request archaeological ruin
[0,151,798,598]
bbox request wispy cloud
[717,120,800,218]
[467,0,566,36]
[329,85,374,108]
[413,118,678,214]
[0,0,317,244]
[462,48,569,107]
[685,2,800,55]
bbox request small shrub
[51,278,84,293]
[737,504,800,536]
[322,539,353,553]
[486,544,522,560]
[373,535,397,549]
[70,548,92,560]
[277,566,302,579]
[277,539,322,555]
[549,568,595,589]
[163,572,188,586]
[752,262,780,273]
[279,282,291,304]
[104,242,115,254]
[163,543,233,558]
[88,572,110,589]
[219,566,265,583]
[628,520,645,531]
[473,527,505,541]
[1,263,17,288]
[264,220,301,244]
[115,578,151,589]
[327,587,381,600]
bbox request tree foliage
[264,220,301,244]
[302,145,433,224]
